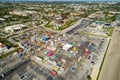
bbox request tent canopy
[62,44,73,51]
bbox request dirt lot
[99,28,120,80]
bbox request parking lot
[3,60,66,80]
[66,19,91,34]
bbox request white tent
[62,44,73,51]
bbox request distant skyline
[0,0,120,2]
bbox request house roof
[0,43,6,48]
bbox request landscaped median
[80,31,107,38]
[103,27,114,37]
[0,47,20,59]
[96,39,111,80]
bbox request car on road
[43,72,49,77]
[47,76,53,80]
[88,56,91,59]
[57,76,66,80]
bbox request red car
[50,70,58,76]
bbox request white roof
[25,10,37,14]
[0,18,5,21]
[5,24,25,29]
[63,44,73,51]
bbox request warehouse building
[5,24,28,33]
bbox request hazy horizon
[0,0,120,2]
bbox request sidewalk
[90,38,110,80]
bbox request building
[108,11,120,15]
[0,18,5,21]
[116,15,120,21]
[5,24,28,33]
[0,43,8,54]
[9,10,37,16]
[0,18,5,24]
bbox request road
[65,19,91,34]
[99,27,120,80]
